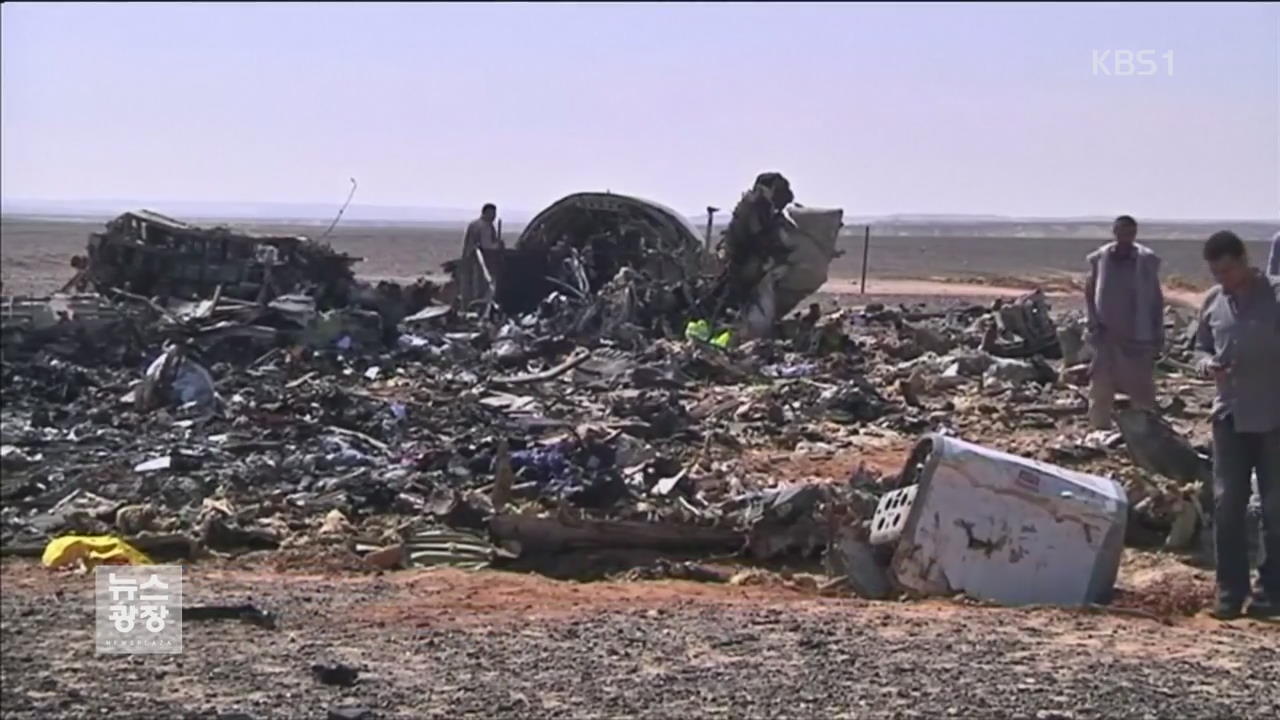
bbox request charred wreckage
[1,172,1237,610]
[445,172,844,344]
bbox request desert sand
[3,215,1272,302]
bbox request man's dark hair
[482,203,496,214]
[1114,215,1137,227]
[1203,230,1246,261]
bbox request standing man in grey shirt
[1194,230,1280,619]
[1084,215,1165,429]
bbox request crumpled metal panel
[739,206,842,338]
[773,206,843,313]
[1114,408,1211,484]
[889,434,1127,606]
[1,294,122,331]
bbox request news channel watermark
[95,566,183,654]
[1092,49,1174,77]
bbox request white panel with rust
[889,435,1127,607]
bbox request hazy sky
[2,2,1277,219]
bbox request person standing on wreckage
[1193,230,1280,620]
[1083,215,1165,430]
[458,203,503,310]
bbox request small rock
[319,508,353,536]
[116,504,156,534]
[826,529,892,600]
[363,543,404,570]
[310,662,359,687]
[328,707,375,720]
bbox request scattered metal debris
[1115,408,1211,484]
[442,174,843,346]
[2,177,1229,608]
[72,210,362,306]
[185,604,277,630]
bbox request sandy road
[818,278,1206,309]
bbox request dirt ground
[2,552,1277,720]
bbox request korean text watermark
[95,566,183,654]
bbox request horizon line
[2,198,1277,227]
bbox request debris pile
[445,175,845,345]
[716,172,844,338]
[70,210,363,308]
[1,182,1225,607]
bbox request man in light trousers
[1084,215,1165,429]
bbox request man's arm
[1268,234,1280,277]
[1193,291,1218,376]
[461,222,478,257]
[1084,257,1102,339]
[1151,258,1165,351]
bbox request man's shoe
[1246,596,1280,619]
[1209,600,1244,620]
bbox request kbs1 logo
[1092,50,1174,77]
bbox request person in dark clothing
[1194,230,1280,619]
[720,172,795,310]
[459,203,501,310]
